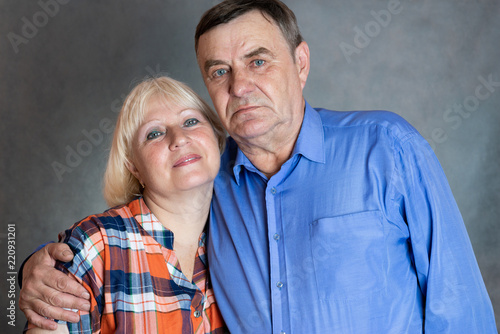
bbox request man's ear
[295,41,310,90]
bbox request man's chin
[231,123,274,143]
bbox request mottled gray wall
[1,0,498,332]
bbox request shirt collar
[232,100,325,184]
[290,100,325,164]
[129,196,207,251]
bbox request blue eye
[214,68,227,77]
[253,59,265,67]
[184,118,200,127]
[147,130,163,140]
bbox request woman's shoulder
[59,198,142,244]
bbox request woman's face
[127,96,220,198]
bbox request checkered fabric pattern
[54,197,225,333]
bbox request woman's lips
[173,154,201,167]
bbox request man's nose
[230,67,255,97]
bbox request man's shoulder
[315,108,418,142]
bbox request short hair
[195,0,303,57]
[103,76,226,207]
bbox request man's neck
[236,118,303,179]
[242,144,294,178]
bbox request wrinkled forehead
[196,11,284,61]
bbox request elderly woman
[26,76,227,333]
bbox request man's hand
[19,243,91,331]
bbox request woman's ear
[125,159,141,183]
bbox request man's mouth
[237,105,257,111]
[233,105,261,118]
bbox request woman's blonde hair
[103,76,226,207]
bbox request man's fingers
[19,243,89,327]
[27,262,90,303]
[40,270,90,303]
[28,298,81,323]
[20,269,90,311]
[46,243,74,263]
[46,288,91,312]
[35,277,90,311]
[20,289,87,327]
[24,309,59,331]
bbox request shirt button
[280,331,286,334]
[273,233,280,241]
[271,187,277,194]
[276,281,284,289]
[193,310,201,318]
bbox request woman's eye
[146,130,163,140]
[184,118,200,127]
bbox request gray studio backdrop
[1,0,499,332]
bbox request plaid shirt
[55,197,225,333]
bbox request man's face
[196,10,309,145]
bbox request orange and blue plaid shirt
[54,197,225,333]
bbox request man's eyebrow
[204,60,227,75]
[244,47,274,59]
[203,47,274,74]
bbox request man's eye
[214,68,227,77]
[253,59,265,67]
[184,118,200,127]
[147,130,163,140]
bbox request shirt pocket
[309,210,387,302]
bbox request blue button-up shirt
[209,101,496,333]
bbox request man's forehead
[196,11,283,61]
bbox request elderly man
[20,0,496,333]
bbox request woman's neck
[142,184,212,244]
[141,184,213,282]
